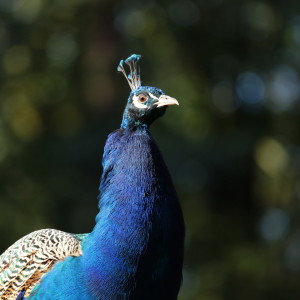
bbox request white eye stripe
[148,92,159,100]
[132,95,148,108]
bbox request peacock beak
[155,95,179,108]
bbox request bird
[0,54,185,300]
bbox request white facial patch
[132,94,148,109]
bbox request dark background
[1,0,300,299]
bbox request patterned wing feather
[0,229,84,300]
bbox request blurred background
[1,0,300,299]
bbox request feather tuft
[117,54,142,91]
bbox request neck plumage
[84,126,172,297]
[120,109,149,129]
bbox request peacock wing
[0,229,84,300]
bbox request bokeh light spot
[255,137,288,176]
[241,3,277,33]
[0,0,15,12]
[13,0,44,22]
[236,72,265,109]
[114,9,148,37]
[47,33,79,68]
[266,65,300,112]
[3,94,42,141]
[260,208,289,241]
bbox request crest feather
[117,54,142,91]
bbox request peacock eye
[138,94,148,103]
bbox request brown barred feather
[0,229,84,300]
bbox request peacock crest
[117,54,142,91]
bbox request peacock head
[118,54,178,129]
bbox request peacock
[0,54,185,300]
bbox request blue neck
[29,127,184,299]
[84,127,171,297]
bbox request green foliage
[1,0,300,298]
